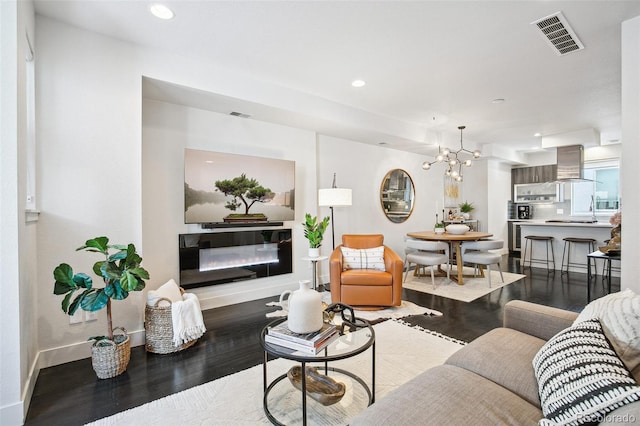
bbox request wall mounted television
[184,149,295,225]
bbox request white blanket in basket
[171,293,206,346]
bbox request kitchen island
[519,221,616,275]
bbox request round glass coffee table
[260,309,375,426]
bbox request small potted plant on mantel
[459,201,475,220]
[302,213,330,257]
[52,236,149,379]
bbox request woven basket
[91,327,131,379]
[145,297,197,354]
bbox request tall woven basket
[145,297,197,354]
[91,327,131,379]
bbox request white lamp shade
[318,188,352,207]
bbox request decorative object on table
[380,168,415,224]
[145,279,205,354]
[279,280,324,333]
[52,236,149,379]
[421,125,481,182]
[610,211,622,239]
[287,366,346,406]
[434,213,445,234]
[265,321,339,354]
[599,211,622,254]
[458,200,474,219]
[318,173,352,249]
[302,212,330,258]
[445,224,470,235]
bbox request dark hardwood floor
[24,255,619,425]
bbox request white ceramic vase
[279,280,323,334]
[308,247,320,258]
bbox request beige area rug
[266,292,443,320]
[403,267,526,303]
[86,320,464,426]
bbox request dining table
[406,230,493,285]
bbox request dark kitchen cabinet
[511,165,557,184]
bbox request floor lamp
[318,173,352,249]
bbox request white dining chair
[403,238,450,289]
[461,239,504,288]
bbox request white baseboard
[37,329,146,370]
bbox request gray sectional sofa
[351,300,640,425]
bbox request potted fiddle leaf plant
[302,213,330,257]
[52,236,149,379]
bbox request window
[571,160,620,216]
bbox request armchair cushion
[340,246,386,271]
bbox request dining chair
[461,239,505,287]
[403,238,450,289]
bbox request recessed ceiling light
[491,98,505,104]
[534,133,542,137]
[351,79,366,88]
[149,4,175,20]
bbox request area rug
[266,292,443,320]
[86,320,464,426]
[403,268,526,303]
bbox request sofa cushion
[445,327,545,407]
[350,364,542,426]
[341,246,386,271]
[533,318,640,425]
[575,289,640,383]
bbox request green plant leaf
[77,236,109,254]
[101,261,122,280]
[72,272,92,289]
[93,260,104,277]
[129,267,149,280]
[104,281,128,300]
[120,271,139,292]
[61,292,74,313]
[81,289,109,312]
[68,289,92,315]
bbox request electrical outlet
[69,310,84,324]
[85,311,97,322]
[556,208,564,215]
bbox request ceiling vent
[230,111,251,118]
[531,12,584,56]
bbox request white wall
[1,0,39,424]
[486,159,512,252]
[621,16,640,295]
[142,99,317,309]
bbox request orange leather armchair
[329,234,403,309]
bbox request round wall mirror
[380,169,415,223]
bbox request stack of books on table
[265,322,339,355]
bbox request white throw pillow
[147,278,183,307]
[533,318,640,425]
[341,246,386,271]
[575,289,640,382]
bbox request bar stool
[523,235,555,272]
[561,237,597,275]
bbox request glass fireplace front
[179,229,292,289]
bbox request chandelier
[421,125,480,182]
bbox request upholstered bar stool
[522,235,555,272]
[561,237,597,275]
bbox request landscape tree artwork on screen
[184,149,295,224]
[214,174,275,222]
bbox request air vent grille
[531,12,584,56]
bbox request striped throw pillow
[341,246,386,271]
[533,318,640,425]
